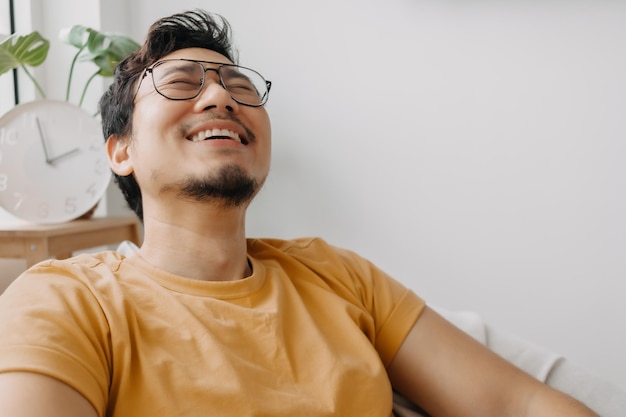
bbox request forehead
[159,47,234,65]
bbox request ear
[106,134,134,176]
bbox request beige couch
[393,307,626,416]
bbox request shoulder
[247,236,329,252]
[248,236,357,259]
[0,251,133,349]
[248,237,369,273]
[248,238,425,355]
[247,237,407,304]
[30,250,126,271]
[24,250,126,281]
[2,251,127,305]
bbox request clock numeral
[86,183,97,197]
[0,173,8,191]
[0,127,18,146]
[37,203,49,219]
[65,197,77,214]
[12,192,24,212]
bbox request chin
[176,165,259,208]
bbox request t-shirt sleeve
[281,238,427,367]
[0,260,111,415]
[333,246,426,367]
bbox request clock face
[0,100,112,224]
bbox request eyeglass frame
[134,58,272,107]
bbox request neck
[137,204,251,282]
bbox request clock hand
[35,116,52,163]
[48,147,80,164]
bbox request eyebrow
[220,66,252,82]
[156,62,200,78]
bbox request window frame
[0,0,17,114]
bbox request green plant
[0,26,139,108]
[60,26,140,107]
[0,31,49,98]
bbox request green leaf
[61,25,140,77]
[60,25,139,107]
[77,29,139,77]
[59,25,90,49]
[85,29,108,55]
[91,54,117,77]
[0,31,50,76]
[100,34,140,61]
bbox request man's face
[122,47,272,211]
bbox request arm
[387,306,599,417]
[0,372,98,417]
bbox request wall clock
[0,99,111,224]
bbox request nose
[193,68,239,113]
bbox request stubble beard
[173,164,259,209]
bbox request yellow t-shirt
[0,237,424,417]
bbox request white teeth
[190,129,241,143]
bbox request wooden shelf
[0,216,141,267]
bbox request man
[0,9,600,417]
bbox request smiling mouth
[188,128,247,144]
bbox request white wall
[123,0,626,390]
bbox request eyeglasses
[137,59,272,106]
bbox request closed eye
[227,82,257,93]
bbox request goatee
[175,164,258,209]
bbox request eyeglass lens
[151,60,268,105]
